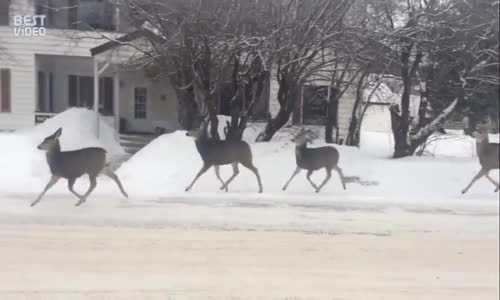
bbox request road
[0,194,498,299]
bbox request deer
[31,128,128,207]
[185,121,263,193]
[461,124,499,194]
[282,128,346,193]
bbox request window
[68,75,113,114]
[35,0,54,27]
[0,0,8,26]
[37,71,46,112]
[99,77,113,116]
[302,85,334,125]
[37,71,54,112]
[0,69,11,113]
[134,87,147,119]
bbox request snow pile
[117,125,499,204]
[0,108,125,192]
[18,108,124,157]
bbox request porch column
[113,70,120,134]
[93,57,100,138]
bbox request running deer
[185,121,263,193]
[31,128,128,206]
[283,128,346,193]
[462,124,499,194]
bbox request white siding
[0,0,122,130]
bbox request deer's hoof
[461,190,466,194]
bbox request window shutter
[104,77,113,115]
[0,69,11,113]
[68,75,78,107]
[49,72,54,112]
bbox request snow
[0,113,498,211]
[115,117,499,207]
[0,108,125,191]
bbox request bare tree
[362,0,498,157]
[255,0,355,142]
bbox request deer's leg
[334,166,347,190]
[31,176,60,206]
[221,163,240,190]
[306,170,319,191]
[76,175,97,206]
[283,167,301,191]
[462,168,487,194]
[101,166,129,198]
[67,178,84,200]
[316,168,332,193]
[485,171,499,192]
[242,163,263,193]
[185,164,211,192]
[214,166,227,192]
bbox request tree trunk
[175,87,199,130]
[256,77,299,142]
[391,103,411,158]
[256,107,293,142]
[325,88,339,144]
[407,97,458,155]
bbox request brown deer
[32,128,128,206]
[283,128,346,193]
[462,124,499,194]
[185,121,263,193]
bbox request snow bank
[18,108,124,157]
[117,125,499,205]
[0,108,125,192]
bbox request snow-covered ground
[0,109,498,299]
[0,109,498,222]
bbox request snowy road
[0,194,498,299]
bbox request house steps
[119,133,157,155]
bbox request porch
[35,54,180,135]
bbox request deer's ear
[54,128,62,138]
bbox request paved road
[0,195,498,299]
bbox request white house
[0,0,358,142]
[0,0,182,135]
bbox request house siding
[0,0,122,130]
[268,71,358,142]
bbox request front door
[125,86,151,133]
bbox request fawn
[283,128,346,193]
[462,124,499,194]
[32,128,128,206]
[185,121,263,193]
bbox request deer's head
[186,120,209,140]
[38,128,62,151]
[186,128,203,140]
[292,128,315,146]
[473,124,490,143]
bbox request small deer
[462,124,499,194]
[283,128,346,193]
[185,121,263,193]
[32,128,128,206]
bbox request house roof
[90,22,168,57]
[90,30,144,56]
